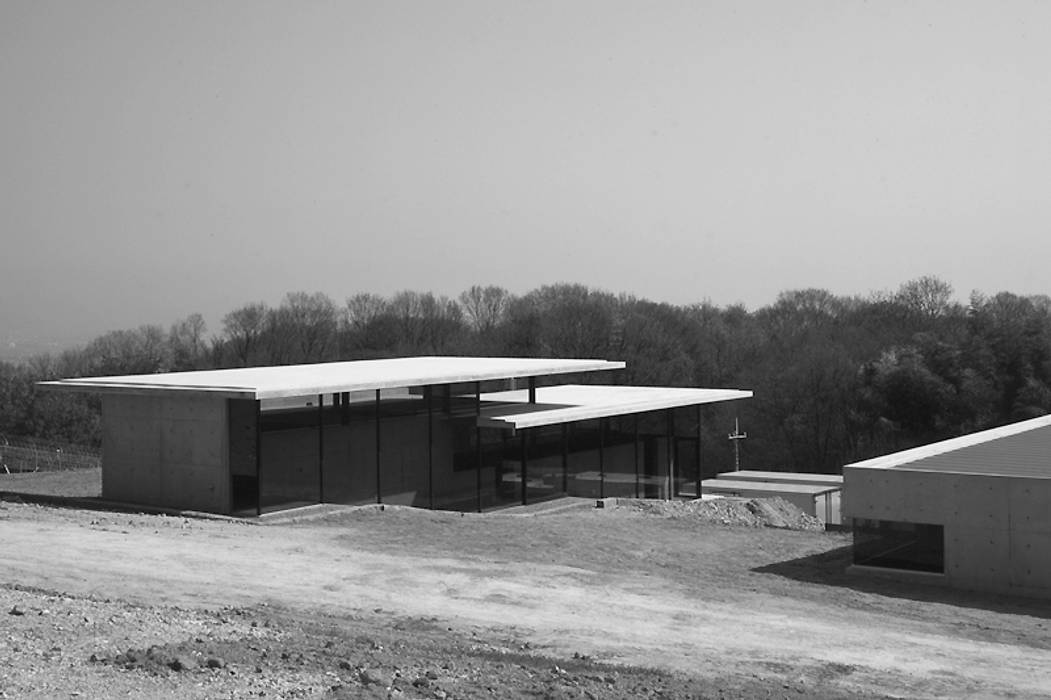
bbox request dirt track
[2,498,1051,698]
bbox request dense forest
[2,276,1049,474]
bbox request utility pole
[728,417,747,471]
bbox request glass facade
[257,396,322,513]
[671,406,702,498]
[233,384,718,515]
[853,519,945,573]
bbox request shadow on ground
[754,543,1051,620]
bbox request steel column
[666,409,674,500]
[561,423,568,495]
[254,400,261,517]
[599,418,605,499]
[633,414,640,499]
[695,404,703,499]
[427,386,434,510]
[375,389,382,504]
[317,394,324,503]
[520,429,528,506]
[475,381,482,513]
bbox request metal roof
[477,384,752,429]
[845,414,1051,479]
[38,356,625,400]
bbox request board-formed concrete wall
[844,466,1051,598]
[101,394,230,513]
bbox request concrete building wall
[101,393,230,513]
[844,466,1051,598]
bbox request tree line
[2,277,1049,474]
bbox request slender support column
[375,389,382,504]
[633,414,640,499]
[695,404,703,499]
[520,429,528,506]
[599,418,605,499]
[475,381,482,513]
[317,394,324,503]
[528,377,536,404]
[561,423,568,494]
[427,386,434,510]
[351,393,359,502]
[666,409,674,500]
[255,400,262,517]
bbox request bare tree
[83,326,170,375]
[343,293,392,355]
[458,285,512,333]
[222,302,268,366]
[265,292,339,363]
[896,276,955,318]
[168,313,208,371]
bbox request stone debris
[617,497,824,531]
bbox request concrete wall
[844,466,1051,598]
[101,394,229,513]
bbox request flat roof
[38,356,625,400]
[478,384,752,429]
[714,470,843,486]
[845,414,1051,479]
[702,479,840,495]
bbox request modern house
[40,356,752,516]
[843,414,1051,599]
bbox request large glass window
[603,416,639,498]
[566,419,603,498]
[258,396,321,513]
[853,519,945,573]
[479,427,518,510]
[672,406,701,498]
[523,425,567,504]
[431,383,482,511]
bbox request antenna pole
[728,417,747,471]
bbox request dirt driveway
[2,499,1050,698]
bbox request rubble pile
[618,496,824,531]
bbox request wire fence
[0,435,101,474]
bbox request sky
[3,1,1051,346]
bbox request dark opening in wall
[853,519,945,573]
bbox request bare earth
[1,491,1050,699]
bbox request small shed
[714,470,843,488]
[702,477,842,525]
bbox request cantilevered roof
[38,356,625,400]
[477,384,752,429]
[845,414,1051,479]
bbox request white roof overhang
[477,384,753,429]
[37,356,625,400]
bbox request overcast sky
[3,1,1050,343]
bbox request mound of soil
[616,496,824,531]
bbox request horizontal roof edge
[36,357,626,399]
[844,413,1051,472]
[36,380,255,399]
[477,385,752,429]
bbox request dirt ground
[2,484,1051,699]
